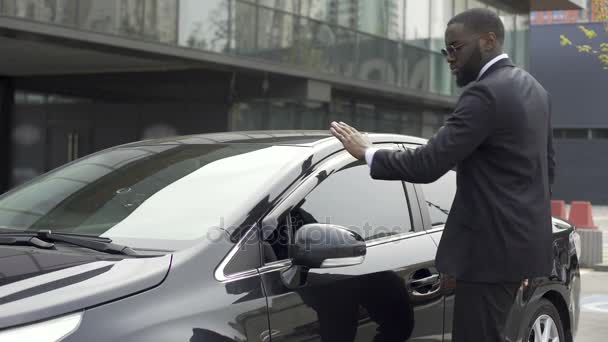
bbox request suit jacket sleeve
[370,83,495,183]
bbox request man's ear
[483,32,498,52]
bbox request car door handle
[409,274,440,289]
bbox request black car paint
[0,131,579,342]
[0,247,171,329]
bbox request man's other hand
[330,121,372,160]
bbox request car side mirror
[292,223,366,268]
[281,224,366,289]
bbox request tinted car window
[225,228,261,275]
[297,162,413,241]
[420,171,456,226]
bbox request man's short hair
[448,8,505,44]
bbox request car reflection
[298,271,414,342]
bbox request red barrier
[568,201,597,229]
[551,200,567,220]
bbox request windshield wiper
[0,235,56,249]
[0,230,139,256]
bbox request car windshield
[0,143,306,250]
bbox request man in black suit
[330,8,555,342]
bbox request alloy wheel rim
[528,314,560,342]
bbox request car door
[258,149,445,342]
[411,168,458,342]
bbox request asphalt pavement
[576,205,608,341]
[577,269,608,341]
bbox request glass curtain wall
[1,1,529,135]
[0,0,530,97]
[229,97,448,140]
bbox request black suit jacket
[370,59,555,282]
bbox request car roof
[124,130,428,149]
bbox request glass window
[300,0,331,21]
[142,0,178,43]
[353,103,377,132]
[259,0,299,13]
[298,102,329,129]
[376,108,403,133]
[499,11,516,59]
[421,111,446,138]
[591,129,608,139]
[356,0,400,38]
[232,0,258,55]
[297,161,413,240]
[386,40,403,86]
[330,99,355,124]
[4,0,53,21]
[230,101,267,130]
[295,17,333,72]
[430,52,451,96]
[178,0,230,53]
[405,0,430,48]
[332,27,358,78]
[420,170,456,227]
[79,1,120,35]
[454,0,466,15]
[334,0,356,29]
[393,0,406,41]
[402,43,431,92]
[357,33,388,83]
[430,0,452,51]
[467,0,486,9]
[0,0,14,16]
[400,111,423,137]
[486,5,499,14]
[118,0,145,38]
[268,100,298,129]
[257,6,296,63]
[514,14,530,69]
[225,228,261,274]
[554,129,589,139]
[0,0,78,26]
[76,0,175,40]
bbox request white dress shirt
[365,53,509,168]
[477,53,509,80]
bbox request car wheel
[522,298,565,342]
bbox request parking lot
[577,269,608,341]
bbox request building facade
[0,0,581,191]
[530,0,597,24]
[530,22,608,204]
[531,9,585,24]
[531,0,607,25]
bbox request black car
[0,131,580,342]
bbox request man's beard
[456,44,483,87]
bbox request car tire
[522,298,566,342]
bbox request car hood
[0,246,171,329]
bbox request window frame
[401,143,456,232]
[260,144,424,266]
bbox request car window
[224,228,261,276]
[297,161,412,240]
[262,153,414,264]
[419,171,456,227]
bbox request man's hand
[329,121,372,160]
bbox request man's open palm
[329,121,372,161]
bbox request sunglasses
[441,34,482,59]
